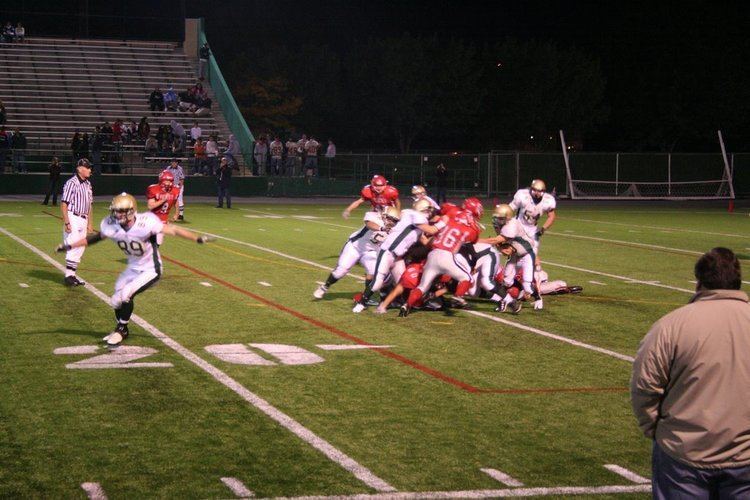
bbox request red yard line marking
[476,386,628,395]
[162,254,481,393]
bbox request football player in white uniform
[509,179,556,258]
[411,185,440,210]
[313,207,400,299]
[352,198,441,313]
[56,193,212,347]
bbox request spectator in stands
[0,100,6,125]
[91,126,104,175]
[269,135,283,176]
[224,134,241,167]
[148,87,165,112]
[190,121,202,144]
[304,135,320,177]
[215,156,236,209]
[14,23,24,42]
[112,119,123,143]
[170,120,186,151]
[205,135,219,175]
[101,121,113,142]
[253,136,268,176]
[42,157,62,205]
[144,134,158,155]
[164,87,178,111]
[79,132,90,160]
[297,134,308,173]
[11,129,27,173]
[0,126,9,172]
[70,131,82,161]
[198,42,210,81]
[2,22,14,43]
[138,116,150,142]
[325,138,336,171]
[171,137,184,156]
[192,137,207,175]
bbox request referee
[60,158,93,286]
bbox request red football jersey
[400,262,425,290]
[146,183,179,223]
[439,202,460,218]
[361,185,399,210]
[431,210,481,253]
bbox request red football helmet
[462,197,484,219]
[159,170,175,190]
[371,175,387,193]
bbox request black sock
[324,274,339,288]
[492,283,508,299]
[361,286,373,303]
[116,300,135,324]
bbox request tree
[231,76,302,133]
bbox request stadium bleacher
[0,36,241,172]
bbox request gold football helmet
[492,204,514,233]
[411,185,426,201]
[413,198,434,216]
[530,179,546,200]
[110,192,137,225]
[382,206,401,230]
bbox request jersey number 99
[117,240,145,256]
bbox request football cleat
[398,305,411,317]
[449,296,468,308]
[105,324,129,347]
[64,276,85,287]
[352,303,366,313]
[494,300,508,313]
[568,286,583,294]
[313,284,328,299]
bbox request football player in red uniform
[146,170,180,245]
[400,198,483,316]
[342,175,400,218]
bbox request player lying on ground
[56,193,212,347]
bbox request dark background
[2,0,749,152]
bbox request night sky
[3,0,749,151]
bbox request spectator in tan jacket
[631,247,750,499]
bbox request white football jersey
[380,209,429,257]
[509,189,556,229]
[100,212,164,272]
[500,218,536,257]
[347,211,386,254]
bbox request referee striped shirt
[61,175,93,217]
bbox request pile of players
[313,174,580,315]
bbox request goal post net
[559,131,735,200]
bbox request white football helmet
[382,206,401,231]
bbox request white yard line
[80,482,108,500]
[244,208,357,230]
[543,260,695,295]
[221,477,255,498]
[588,281,606,286]
[200,282,213,287]
[0,227,395,494]
[465,310,635,363]
[564,216,747,239]
[480,468,524,487]
[258,281,272,287]
[263,484,651,499]
[18,282,29,288]
[548,231,702,256]
[603,464,650,484]
[193,228,636,363]
[317,345,395,351]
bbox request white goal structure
[560,130,735,200]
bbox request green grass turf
[1,199,748,498]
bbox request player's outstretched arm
[161,224,213,244]
[478,235,506,245]
[56,232,105,253]
[342,197,365,219]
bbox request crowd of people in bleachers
[148,82,212,116]
[1,21,25,43]
[0,126,28,173]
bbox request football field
[1,198,748,499]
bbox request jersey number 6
[117,240,145,256]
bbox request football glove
[55,243,72,253]
[342,210,350,219]
[533,299,544,310]
[197,235,215,244]
[537,227,545,237]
